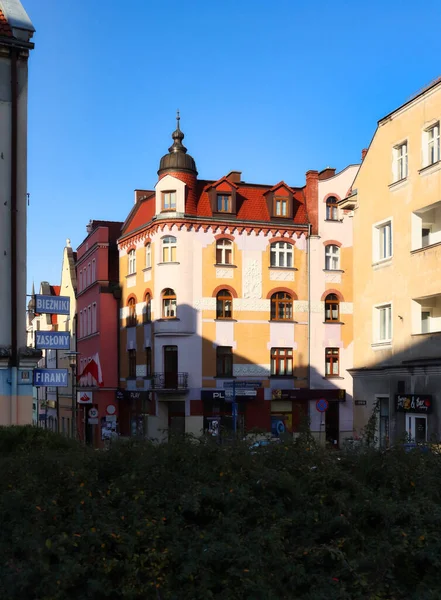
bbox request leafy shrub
[1,428,441,599]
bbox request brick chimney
[305,170,319,235]
[361,148,368,162]
[225,170,242,184]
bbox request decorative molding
[136,365,147,377]
[294,301,309,313]
[127,274,137,288]
[340,302,353,315]
[233,364,271,376]
[234,298,270,312]
[269,269,295,281]
[193,298,217,311]
[324,271,342,284]
[215,267,234,279]
[243,258,262,299]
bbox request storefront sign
[33,369,68,387]
[223,381,262,389]
[35,331,70,350]
[77,391,93,404]
[354,400,367,406]
[396,395,432,414]
[35,294,70,315]
[225,389,257,398]
[272,388,346,402]
[271,414,293,436]
[201,390,226,401]
[116,389,151,402]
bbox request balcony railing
[151,372,189,392]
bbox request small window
[92,303,97,332]
[92,259,96,282]
[79,270,82,292]
[145,347,152,377]
[270,292,293,321]
[216,346,233,377]
[217,194,231,213]
[427,122,440,166]
[325,245,340,270]
[216,289,233,319]
[127,298,137,327]
[421,310,431,334]
[325,347,339,377]
[145,243,151,268]
[394,141,408,181]
[375,304,392,343]
[143,293,151,323]
[162,236,177,263]
[379,222,392,260]
[271,348,293,376]
[87,263,91,286]
[274,197,288,217]
[326,196,338,220]
[162,191,176,211]
[270,242,293,268]
[128,250,136,275]
[128,349,136,378]
[79,310,82,338]
[325,294,340,322]
[162,288,177,318]
[216,239,233,265]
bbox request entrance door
[164,345,178,388]
[325,402,339,448]
[168,401,185,439]
[407,414,427,442]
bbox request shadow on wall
[120,301,349,446]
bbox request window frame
[274,196,289,218]
[216,289,233,319]
[145,346,152,377]
[373,218,393,262]
[162,191,176,212]
[217,194,232,213]
[162,236,177,263]
[394,141,408,181]
[325,347,340,377]
[270,241,294,268]
[128,249,136,275]
[127,298,137,327]
[216,346,233,377]
[373,303,392,344]
[162,288,177,319]
[325,244,340,270]
[325,196,339,221]
[215,238,233,265]
[324,293,340,322]
[145,243,152,269]
[143,293,152,323]
[270,347,293,377]
[270,292,293,321]
[426,122,440,166]
[128,349,136,378]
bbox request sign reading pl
[33,369,68,387]
[35,331,70,350]
[35,294,70,315]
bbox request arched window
[325,245,340,270]
[216,289,233,319]
[325,294,340,322]
[162,236,177,263]
[162,288,177,318]
[128,249,136,275]
[326,196,338,221]
[127,298,137,327]
[143,292,152,323]
[270,241,293,268]
[216,239,233,265]
[271,292,293,321]
[145,243,151,268]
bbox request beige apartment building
[342,78,441,445]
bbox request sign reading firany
[395,395,432,414]
[33,369,68,387]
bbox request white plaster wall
[155,175,186,216]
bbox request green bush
[1,428,441,599]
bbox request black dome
[158,113,197,176]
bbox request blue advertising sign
[33,369,68,387]
[35,294,70,315]
[35,331,71,350]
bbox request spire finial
[176,109,180,129]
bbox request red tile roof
[0,9,12,37]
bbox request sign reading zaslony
[395,395,432,414]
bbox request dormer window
[274,197,288,217]
[162,191,176,211]
[217,194,232,213]
[326,196,339,220]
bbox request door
[407,414,427,443]
[164,345,178,388]
[325,402,340,448]
[168,401,185,439]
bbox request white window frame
[270,241,294,268]
[162,191,176,211]
[425,122,440,167]
[373,302,392,344]
[406,413,428,443]
[421,308,432,334]
[372,217,393,263]
[325,244,340,270]
[216,239,233,265]
[393,141,408,181]
[162,236,177,263]
[145,243,152,268]
[128,249,136,275]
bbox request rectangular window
[87,305,91,336]
[376,304,392,342]
[91,259,96,282]
[216,346,233,377]
[394,142,408,181]
[79,270,82,292]
[421,310,431,334]
[92,303,97,333]
[162,237,177,263]
[373,220,392,261]
[87,263,91,286]
[145,347,152,377]
[325,347,339,377]
[145,244,151,268]
[162,191,176,211]
[411,200,441,250]
[217,195,231,212]
[79,310,82,338]
[274,197,288,217]
[270,347,293,376]
[128,349,136,378]
[427,123,440,166]
[128,250,136,275]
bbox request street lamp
[65,351,80,439]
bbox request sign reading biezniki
[35,294,70,315]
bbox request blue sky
[25,0,441,292]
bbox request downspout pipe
[307,223,311,390]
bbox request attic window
[162,191,176,212]
[274,196,289,217]
[217,194,232,213]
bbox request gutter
[11,46,17,368]
[307,223,311,389]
